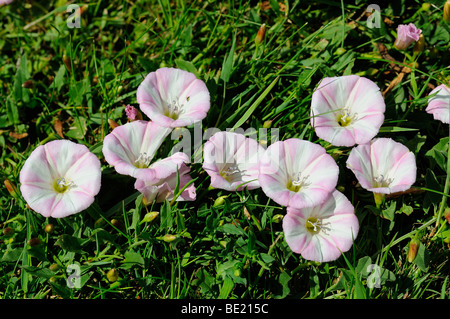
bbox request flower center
[134,152,152,168]
[287,173,310,192]
[53,177,76,193]
[337,109,358,127]
[373,174,393,188]
[220,165,240,181]
[305,217,323,234]
[164,98,185,120]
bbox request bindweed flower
[136,67,210,128]
[102,120,188,181]
[202,131,265,191]
[283,190,359,263]
[394,23,422,50]
[310,75,385,147]
[19,140,102,218]
[125,104,143,121]
[258,138,339,209]
[346,137,417,207]
[425,84,450,124]
[135,162,196,204]
[0,0,14,5]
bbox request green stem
[436,114,450,229]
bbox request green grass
[1,0,449,299]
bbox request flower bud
[108,118,120,129]
[49,263,59,272]
[271,214,284,223]
[413,34,426,54]
[44,223,54,234]
[106,268,119,282]
[27,237,41,247]
[140,211,159,224]
[213,195,228,207]
[162,234,177,242]
[444,207,450,224]
[2,227,14,237]
[444,1,450,23]
[407,238,420,263]
[4,179,19,198]
[125,105,143,121]
[394,23,422,50]
[255,23,266,46]
[22,79,34,89]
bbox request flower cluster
[18,19,448,263]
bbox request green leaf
[55,234,84,253]
[217,223,246,236]
[381,201,396,221]
[121,250,145,269]
[1,247,24,262]
[413,242,430,272]
[231,76,279,130]
[218,276,234,299]
[49,64,66,92]
[220,33,236,83]
[160,199,173,230]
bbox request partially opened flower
[425,84,450,124]
[19,140,101,218]
[346,137,416,206]
[202,131,264,191]
[394,23,422,50]
[258,138,339,209]
[135,162,196,204]
[136,67,210,128]
[310,75,385,147]
[102,120,187,182]
[283,190,359,263]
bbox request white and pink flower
[346,137,417,196]
[19,140,102,218]
[283,190,359,263]
[202,131,264,191]
[310,75,385,147]
[258,138,339,209]
[425,84,450,124]
[136,67,210,128]
[135,162,196,204]
[102,120,188,182]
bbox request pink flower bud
[394,23,422,50]
[125,104,143,121]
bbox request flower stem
[435,122,450,230]
[373,192,385,208]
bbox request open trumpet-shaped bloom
[394,23,422,50]
[425,84,450,124]
[310,75,385,147]
[135,162,196,204]
[137,67,210,128]
[346,138,417,194]
[19,140,102,218]
[102,120,187,182]
[202,131,264,191]
[283,190,359,263]
[258,138,339,209]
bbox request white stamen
[56,177,76,189]
[135,152,152,167]
[222,165,240,176]
[291,173,310,187]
